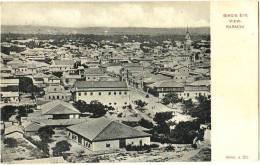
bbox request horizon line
[1,24,210,29]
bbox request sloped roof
[151,80,184,88]
[24,122,42,132]
[4,125,24,135]
[53,60,75,66]
[41,100,80,115]
[67,118,150,142]
[84,68,104,75]
[74,81,127,89]
[189,80,210,86]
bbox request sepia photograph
[0,1,211,163]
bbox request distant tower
[184,26,192,51]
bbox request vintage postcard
[0,0,259,163]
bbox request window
[114,92,116,95]
[49,96,51,99]
[88,77,90,79]
[78,92,81,96]
[57,95,59,99]
[90,92,93,95]
[54,88,56,91]
[124,92,127,95]
[53,96,55,99]
[62,96,64,99]
[119,92,122,95]
[124,102,127,105]
[114,102,117,105]
[84,92,87,95]
[106,143,110,147]
[187,93,190,97]
[99,92,101,95]
[109,103,112,105]
[108,92,111,95]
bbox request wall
[92,140,119,151]
[75,90,130,108]
[125,137,150,146]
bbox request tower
[184,26,192,51]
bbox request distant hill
[1,25,210,36]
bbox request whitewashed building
[67,118,151,151]
[72,81,130,107]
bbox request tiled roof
[84,68,104,75]
[24,122,42,132]
[67,118,150,142]
[53,60,75,66]
[74,81,127,89]
[4,125,24,135]
[189,80,210,86]
[149,80,184,88]
[41,100,80,115]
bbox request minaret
[184,25,192,52]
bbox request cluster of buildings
[1,29,210,152]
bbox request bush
[134,100,148,110]
[170,120,200,144]
[117,113,123,118]
[138,118,154,129]
[150,143,160,148]
[165,145,175,151]
[125,144,151,151]
[24,136,49,156]
[52,140,71,157]
[4,138,18,148]
[38,126,55,143]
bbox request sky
[1,2,210,28]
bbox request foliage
[52,72,63,78]
[189,96,211,123]
[122,121,139,127]
[161,92,180,106]
[153,111,173,124]
[138,118,154,129]
[134,100,148,110]
[153,122,170,134]
[24,136,49,156]
[52,140,71,157]
[165,145,175,151]
[38,126,55,143]
[183,99,194,113]
[73,100,114,118]
[0,105,17,121]
[19,77,34,93]
[170,120,200,144]
[125,144,151,151]
[4,138,18,148]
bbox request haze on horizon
[1,2,210,28]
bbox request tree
[73,100,108,118]
[161,93,180,107]
[4,138,18,148]
[138,118,154,129]
[52,140,71,157]
[189,96,211,123]
[183,99,194,114]
[170,120,200,144]
[134,100,148,110]
[153,111,173,124]
[38,126,55,143]
[19,77,34,93]
[52,72,63,78]
[153,111,173,134]
[0,105,17,121]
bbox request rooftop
[41,100,80,115]
[67,117,150,142]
